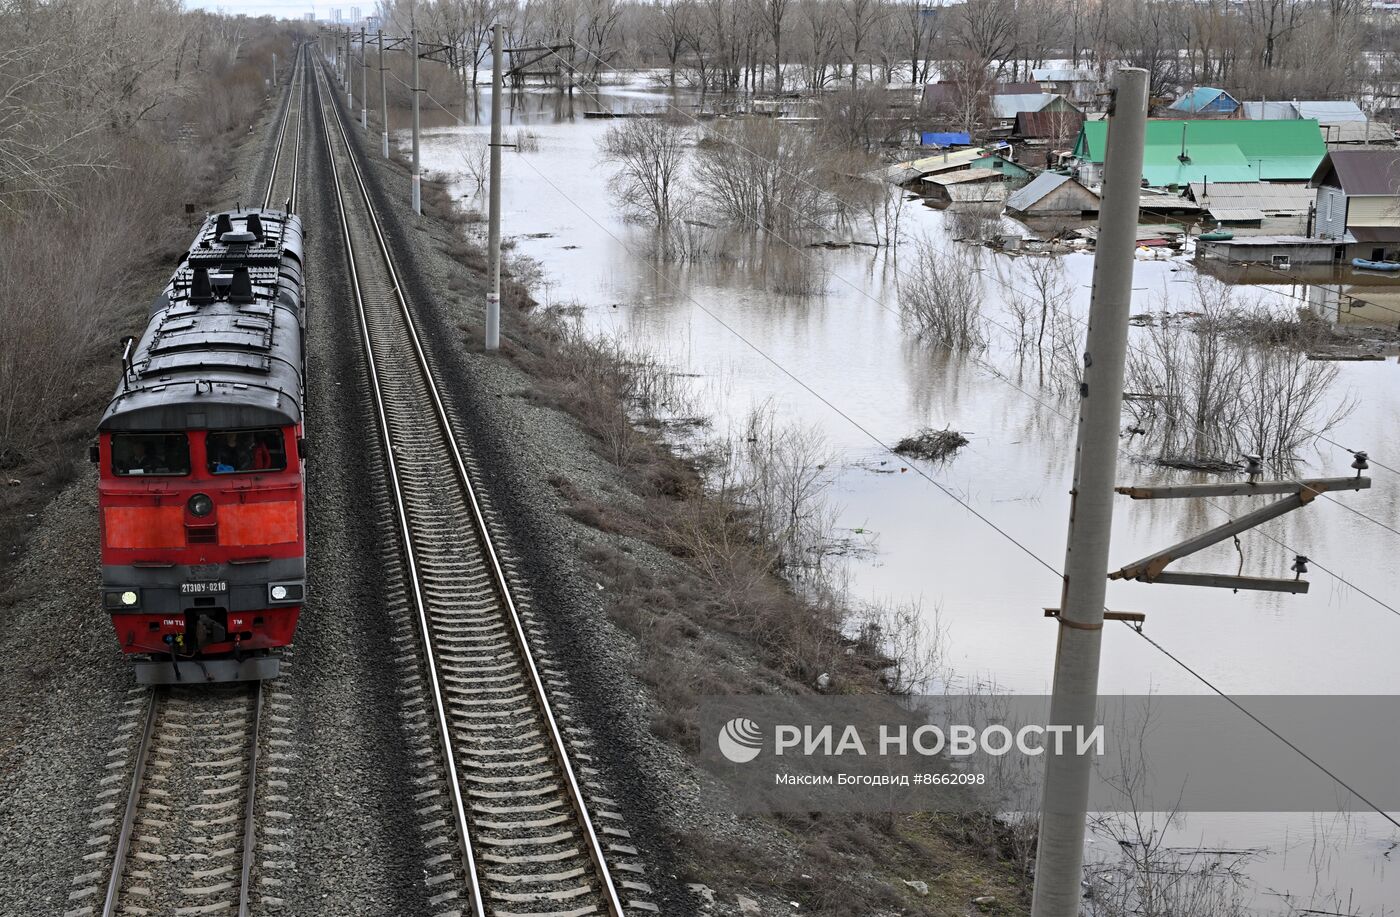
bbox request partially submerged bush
[893,428,969,462]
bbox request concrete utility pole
[411,27,422,214]
[360,26,368,129]
[378,30,389,159]
[1030,66,1148,917]
[345,28,353,108]
[272,52,278,86]
[485,23,503,351]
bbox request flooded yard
[409,81,1400,912]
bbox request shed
[922,169,1009,203]
[1197,235,1341,265]
[1005,172,1099,216]
[1169,87,1241,116]
[972,153,1031,180]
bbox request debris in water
[893,428,969,461]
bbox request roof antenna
[1178,122,1190,164]
[191,267,214,304]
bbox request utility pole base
[412,174,422,215]
[486,294,501,350]
[382,132,390,159]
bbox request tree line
[384,0,1392,102]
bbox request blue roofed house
[1169,87,1241,117]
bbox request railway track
[310,53,642,917]
[263,43,305,212]
[101,685,263,917]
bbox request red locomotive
[94,208,306,683]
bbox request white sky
[184,0,325,19]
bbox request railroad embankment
[359,114,1035,915]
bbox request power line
[559,42,1400,487]
[458,49,1400,623]
[506,143,1400,832]
[388,41,1400,830]
[539,48,1400,569]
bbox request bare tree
[599,117,690,231]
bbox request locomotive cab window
[111,433,191,476]
[206,429,287,474]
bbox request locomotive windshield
[111,433,191,476]
[205,429,287,474]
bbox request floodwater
[405,82,1400,913]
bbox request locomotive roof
[99,209,305,432]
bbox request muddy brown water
[409,81,1400,912]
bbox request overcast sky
[185,0,320,19]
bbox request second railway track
[310,52,645,917]
[263,44,306,213]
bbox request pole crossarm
[504,44,573,77]
[1109,476,1371,590]
[418,43,456,64]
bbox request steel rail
[100,690,160,917]
[237,685,265,917]
[262,43,304,212]
[307,54,485,916]
[101,685,263,917]
[309,51,626,917]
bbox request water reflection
[410,82,1400,911]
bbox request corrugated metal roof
[1015,110,1085,138]
[1311,149,1400,194]
[1242,100,1366,123]
[1186,181,1315,213]
[921,168,1005,185]
[879,147,987,184]
[1075,120,1325,185]
[990,94,1054,119]
[1206,207,1266,221]
[944,183,1009,202]
[1006,171,1072,211]
[1323,121,1394,143]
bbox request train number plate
[181,581,227,595]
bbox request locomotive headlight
[188,493,214,517]
[271,585,288,601]
[121,590,139,606]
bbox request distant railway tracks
[263,43,305,213]
[310,52,642,917]
[100,685,263,917]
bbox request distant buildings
[1168,87,1241,117]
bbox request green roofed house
[1071,120,1326,190]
